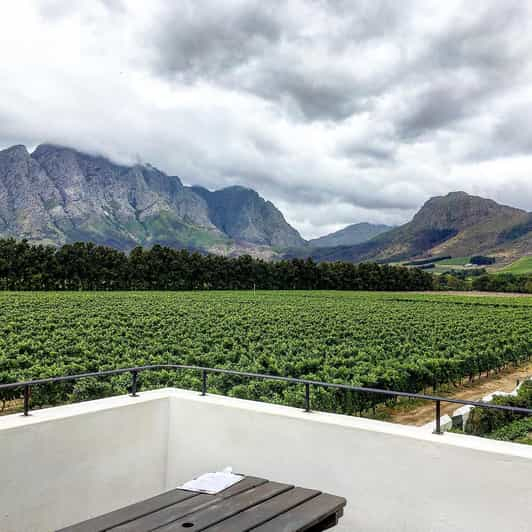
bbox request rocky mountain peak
[0,143,304,255]
[0,144,30,161]
[192,184,305,248]
[32,143,69,157]
[411,191,524,231]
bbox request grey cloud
[38,0,125,19]
[426,1,528,73]
[149,0,409,120]
[494,109,532,156]
[223,167,420,212]
[395,1,532,138]
[248,130,289,158]
[240,64,372,121]
[337,136,396,164]
[2,0,532,240]
[153,1,284,79]
[396,83,483,139]
[324,0,407,34]
[148,0,532,130]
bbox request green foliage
[470,256,496,266]
[437,257,471,266]
[405,256,451,266]
[141,213,230,248]
[0,238,433,291]
[472,273,532,293]
[433,273,469,291]
[0,291,530,414]
[487,417,532,444]
[465,380,532,437]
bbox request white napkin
[179,467,243,495]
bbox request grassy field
[0,291,530,414]
[499,256,532,275]
[397,257,474,275]
[436,257,471,266]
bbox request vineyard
[0,291,531,414]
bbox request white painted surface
[1,388,531,532]
[483,391,512,402]
[451,404,474,430]
[0,391,170,532]
[166,389,532,532]
[421,413,453,432]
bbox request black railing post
[433,399,442,435]
[201,370,207,396]
[130,370,138,397]
[23,385,30,416]
[304,382,311,412]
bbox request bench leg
[304,511,340,531]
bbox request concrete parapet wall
[1,388,531,532]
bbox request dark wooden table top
[58,476,346,532]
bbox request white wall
[167,389,532,532]
[0,392,170,532]
[1,388,531,532]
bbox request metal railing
[1,364,531,434]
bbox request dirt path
[1,398,24,416]
[389,362,532,426]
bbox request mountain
[301,192,532,264]
[308,223,393,248]
[0,143,303,256]
[2,144,530,265]
[191,185,304,248]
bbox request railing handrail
[1,364,531,431]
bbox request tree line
[434,270,532,293]
[0,238,433,291]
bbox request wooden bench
[58,476,346,531]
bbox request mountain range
[308,223,393,248]
[299,191,532,265]
[0,144,304,258]
[0,143,531,266]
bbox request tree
[0,238,437,292]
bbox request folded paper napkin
[179,468,243,495]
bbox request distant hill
[297,192,532,265]
[308,223,393,248]
[0,144,303,256]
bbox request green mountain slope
[499,256,532,274]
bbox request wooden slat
[250,493,346,532]
[109,477,268,532]
[110,494,215,532]
[156,481,294,532]
[216,477,268,498]
[203,487,320,532]
[57,489,197,532]
[58,476,346,532]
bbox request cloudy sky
[1,0,532,238]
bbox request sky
[1,1,532,238]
